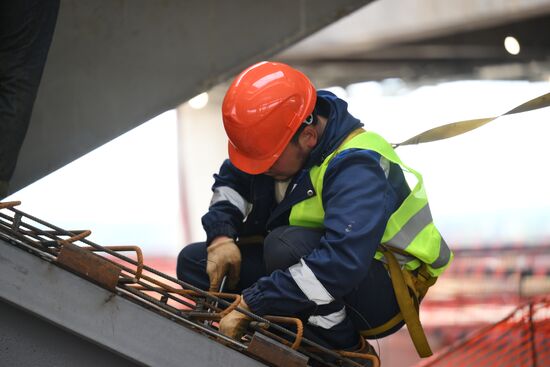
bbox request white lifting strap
[394,92,550,147]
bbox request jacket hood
[305,90,363,169]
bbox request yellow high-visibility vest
[289,130,452,277]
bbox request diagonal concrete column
[6,0,371,196]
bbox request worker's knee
[263,226,323,273]
[176,242,209,290]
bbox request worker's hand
[219,297,252,340]
[206,236,241,292]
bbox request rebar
[0,201,380,367]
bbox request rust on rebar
[57,243,121,291]
[264,316,304,350]
[128,284,241,318]
[218,294,241,317]
[85,245,144,281]
[248,332,309,367]
[0,201,21,209]
[186,312,222,321]
[0,204,367,367]
[65,230,92,243]
[337,350,380,367]
[337,336,380,367]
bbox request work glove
[206,237,241,292]
[219,297,252,340]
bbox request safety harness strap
[380,247,434,358]
[360,312,403,338]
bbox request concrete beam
[8,0,370,195]
[0,239,265,367]
[0,300,139,367]
[281,0,550,60]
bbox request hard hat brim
[227,142,280,175]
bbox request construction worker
[176,61,452,358]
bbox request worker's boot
[309,338,379,366]
[340,338,379,367]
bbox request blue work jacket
[202,91,410,317]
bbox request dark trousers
[177,226,403,349]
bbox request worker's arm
[201,159,254,244]
[243,149,400,317]
[203,159,276,291]
[201,160,252,291]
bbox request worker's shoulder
[328,147,383,169]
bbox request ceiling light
[188,92,209,109]
[504,36,520,55]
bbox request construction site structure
[415,297,550,367]
[2,200,550,366]
[0,201,380,367]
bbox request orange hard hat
[222,61,316,174]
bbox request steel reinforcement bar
[0,201,379,367]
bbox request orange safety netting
[416,297,550,367]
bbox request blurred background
[2,0,550,365]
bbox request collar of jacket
[304,90,364,170]
[266,92,363,228]
[266,169,315,229]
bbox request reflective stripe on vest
[289,131,452,276]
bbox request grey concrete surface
[0,299,140,367]
[0,239,266,367]
[7,0,370,195]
